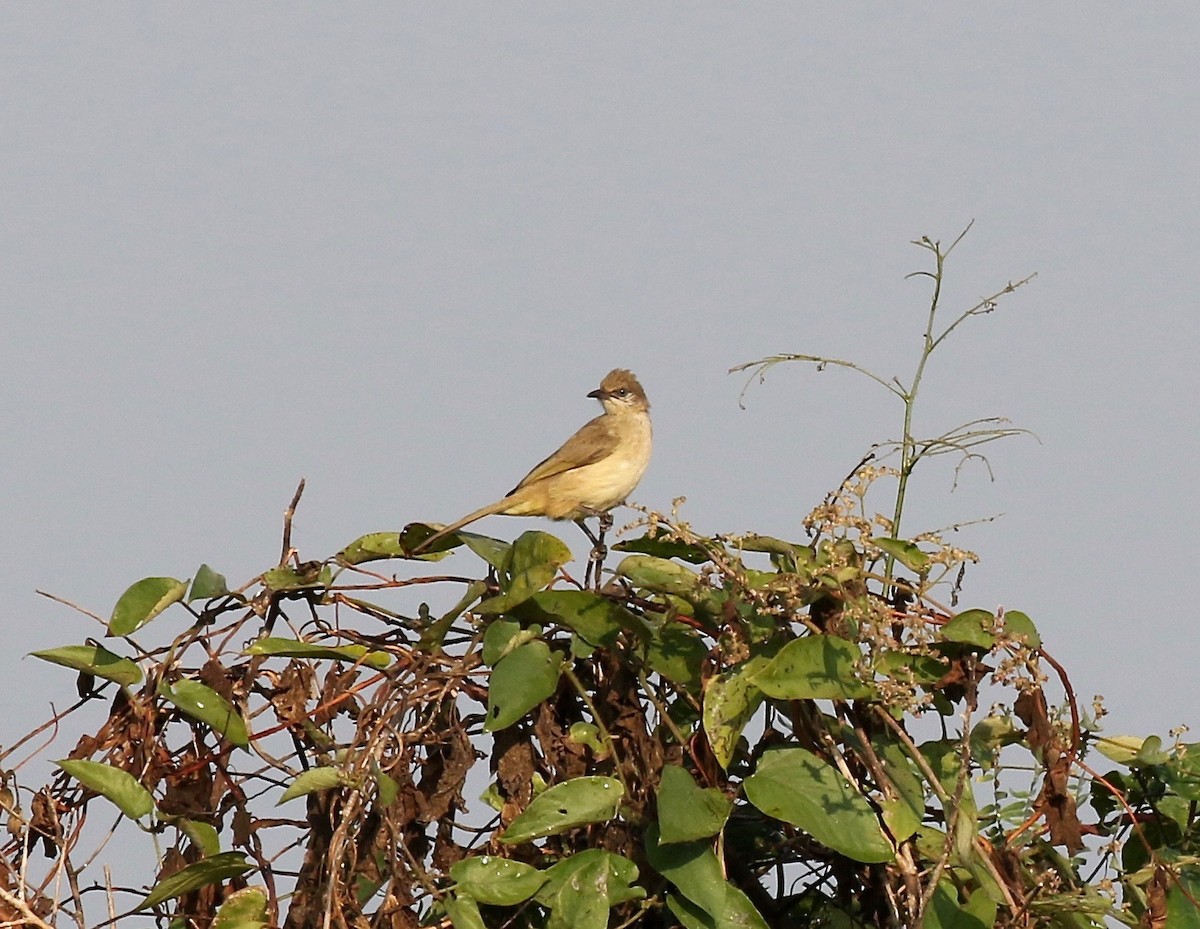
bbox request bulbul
[415,369,652,554]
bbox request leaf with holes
[500,776,624,844]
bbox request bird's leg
[574,518,600,588]
[575,512,613,590]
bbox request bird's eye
[615,388,628,397]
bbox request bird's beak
[587,387,606,400]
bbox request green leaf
[568,722,607,756]
[460,532,512,569]
[262,563,330,593]
[874,648,947,685]
[397,522,452,558]
[242,636,391,669]
[278,766,348,804]
[176,818,222,857]
[657,765,732,843]
[1134,734,1171,767]
[159,680,250,748]
[962,888,999,928]
[419,580,488,653]
[31,644,143,687]
[188,564,229,602]
[500,776,624,844]
[479,781,504,813]
[516,590,643,648]
[137,852,253,911]
[940,609,996,649]
[1094,735,1150,766]
[878,795,921,845]
[109,576,189,636]
[744,747,893,863]
[750,635,875,700]
[212,886,268,929]
[450,856,548,905]
[373,765,399,807]
[475,531,573,615]
[644,621,707,690]
[1164,749,1200,802]
[338,532,407,565]
[442,894,486,929]
[617,555,704,597]
[920,739,971,799]
[969,715,1022,765]
[475,566,556,616]
[873,737,927,842]
[612,534,713,564]
[737,534,813,562]
[702,660,766,769]
[1167,869,1200,929]
[874,537,930,572]
[665,893,714,929]
[509,530,574,574]
[56,759,155,820]
[1002,610,1041,648]
[535,849,644,929]
[481,619,529,666]
[644,825,725,916]
[645,825,769,929]
[923,881,990,929]
[485,640,563,731]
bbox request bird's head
[588,369,650,414]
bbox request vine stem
[563,665,631,795]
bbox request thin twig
[280,478,307,565]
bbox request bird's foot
[579,513,613,590]
[585,542,608,590]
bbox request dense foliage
[4,234,1197,929]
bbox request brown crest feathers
[596,369,648,406]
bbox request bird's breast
[556,413,652,517]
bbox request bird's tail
[411,497,514,553]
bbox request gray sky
[2,6,1197,748]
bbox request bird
[413,369,652,577]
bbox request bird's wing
[509,414,618,493]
